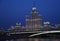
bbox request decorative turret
[16,23,21,26]
[44,21,51,27]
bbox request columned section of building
[26,7,42,31]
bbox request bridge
[6,30,60,38]
[8,31,42,34]
[0,30,60,41]
[29,31,60,37]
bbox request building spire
[32,0,37,12]
[33,0,36,7]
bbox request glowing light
[32,7,36,10]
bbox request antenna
[32,0,37,13]
[33,0,36,7]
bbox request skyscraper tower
[26,0,42,31]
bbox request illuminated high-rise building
[26,0,42,31]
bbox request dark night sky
[0,0,60,29]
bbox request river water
[5,38,60,41]
[1,36,60,41]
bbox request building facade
[26,7,42,31]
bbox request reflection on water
[6,38,60,41]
